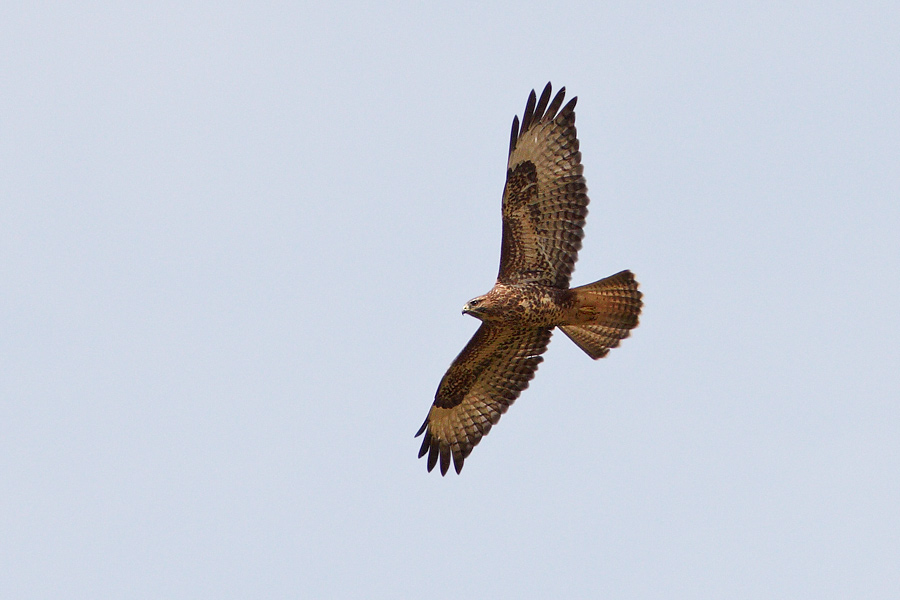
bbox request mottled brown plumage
[416,84,642,475]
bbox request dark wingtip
[533,82,552,123]
[511,83,569,155]
[559,96,578,119]
[426,438,439,472]
[439,446,451,476]
[417,431,430,458]
[519,89,538,135]
[414,417,428,438]
[453,453,465,474]
[508,115,520,155]
[545,86,566,122]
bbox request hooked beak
[462,302,482,318]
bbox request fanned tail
[560,270,642,360]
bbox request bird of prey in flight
[416,83,642,475]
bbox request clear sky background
[3,3,899,598]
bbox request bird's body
[417,84,642,475]
[463,277,639,331]
[463,282,569,327]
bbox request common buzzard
[416,83,642,475]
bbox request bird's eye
[470,299,480,306]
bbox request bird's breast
[485,283,566,327]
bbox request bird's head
[462,294,490,319]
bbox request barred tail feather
[560,270,642,360]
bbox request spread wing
[499,83,589,289]
[415,324,553,475]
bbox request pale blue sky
[3,3,899,598]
